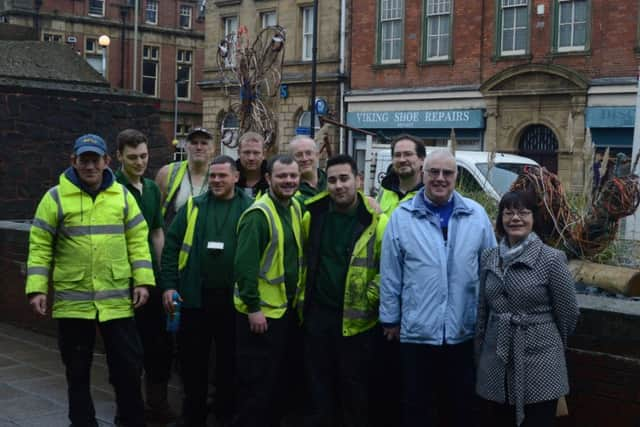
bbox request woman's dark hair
[495,191,544,239]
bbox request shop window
[43,33,63,43]
[378,0,404,64]
[424,0,451,61]
[498,0,529,56]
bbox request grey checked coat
[475,233,579,426]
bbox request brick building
[200,0,347,157]
[0,0,206,153]
[347,0,640,190]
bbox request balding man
[380,149,496,427]
[288,135,326,202]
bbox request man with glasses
[377,134,426,215]
[380,149,496,427]
[288,135,327,202]
[155,128,215,224]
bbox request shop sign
[346,109,484,129]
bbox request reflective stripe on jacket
[300,191,388,336]
[161,160,188,216]
[178,196,197,271]
[26,172,154,321]
[233,193,304,319]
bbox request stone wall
[0,87,171,220]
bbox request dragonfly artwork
[217,24,287,149]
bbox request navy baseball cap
[73,134,107,156]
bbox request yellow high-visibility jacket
[299,191,388,336]
[161,160,188,217]
[233,193,304,319]
[26,170,155,321]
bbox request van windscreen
[475,163,540,196]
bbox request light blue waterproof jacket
[380,190,497,345]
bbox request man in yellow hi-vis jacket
[26,134,154,427]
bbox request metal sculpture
[216,25,287,149]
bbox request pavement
[0,322,183,427]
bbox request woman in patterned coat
[475,191,579,426]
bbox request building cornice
[1,9,205,39]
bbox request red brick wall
[351,0,640,90]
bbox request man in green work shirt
[161,155,252,426]
[300,154,387,427]
[115,129,175,423]
[234,154,305,427]
[289,135,327,202]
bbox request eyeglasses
[502,209,532,219]
[426,168,455,178]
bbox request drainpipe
[339,0,346,153]
[310,0,318,139]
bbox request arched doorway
[518,124,558,173]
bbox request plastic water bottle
[166,292,181,332]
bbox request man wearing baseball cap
[155,127,215,225]
[26,133,154,427]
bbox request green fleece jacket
[160,189,252,308]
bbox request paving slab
[0,395,63,422]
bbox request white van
[364,145,540,201]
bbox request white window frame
[379,0,404,64]
[500,0,529,56]
[146,0,158,25]
[142,45,160,97]
[425,0,451,61]
[177,49,193,101]
[301,6,314,61]
[179,5,192,29]
[88,0,104,17]
[261,10,277,29]
[557,0,587,52]
[223,15,239,67]
[85,37,105,75]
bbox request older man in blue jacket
[380,148,496,427]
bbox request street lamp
[98,35,111,78]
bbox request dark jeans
[482,399,557,427]
[400,340,476,427]
[58,317,145,427]
[304,325,375,427]
[234,309,303,427]
[135,285,173,384]
[177,288,235,426]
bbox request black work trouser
[369,333,402,427]
[134,285,173,384]
[400,340,476,427]
[304,326,375,427]
[177,288,235,426]
[58,317,145,427]
[234,309,303,427]
[482,399,557,427]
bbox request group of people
[25,129,579,427]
